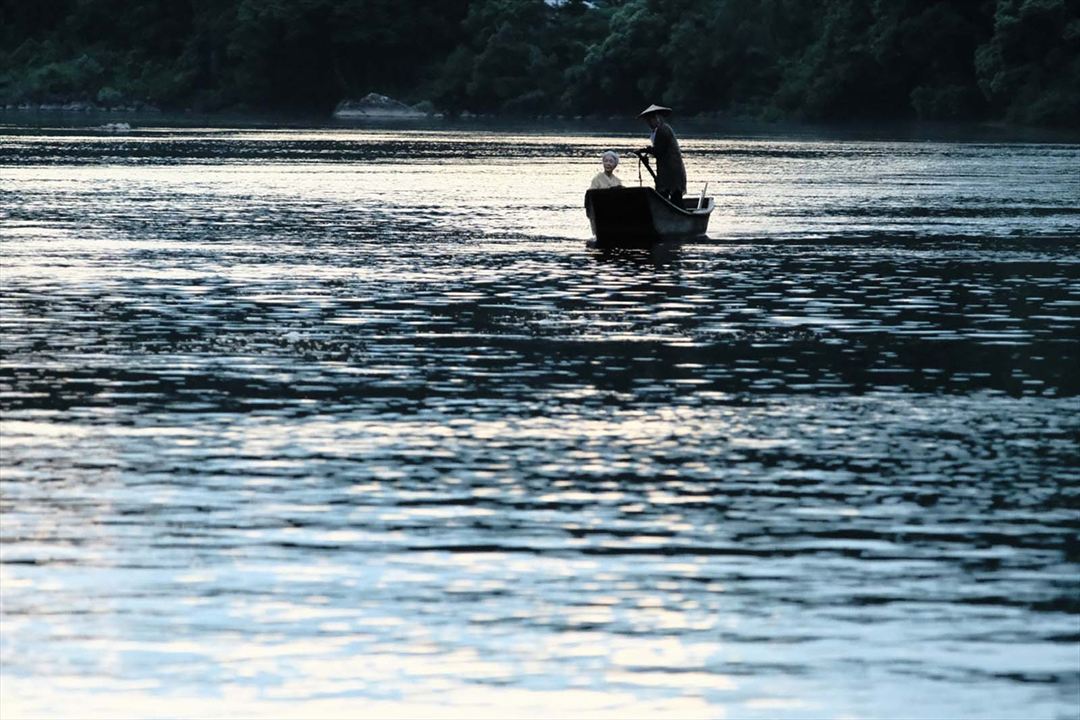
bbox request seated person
[589,150,623,189]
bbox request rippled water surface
[2,120,1079,719]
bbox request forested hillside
[2,0,1077,126]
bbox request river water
[1,118,1078,719]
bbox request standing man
[638,104,686,206]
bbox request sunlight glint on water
[1,123,1078,719]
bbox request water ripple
[1,124,1078,719]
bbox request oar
[632,150,657,186]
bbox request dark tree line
[2,0,1077,126]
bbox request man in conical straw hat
[637,104,687,206]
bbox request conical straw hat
[638,104,673,117]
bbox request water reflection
[1,125,1078,719]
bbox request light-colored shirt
[590,171,623,190]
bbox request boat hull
[585,187,713,247]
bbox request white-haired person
[589,150,624,190]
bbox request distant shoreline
[3,107,1078,145]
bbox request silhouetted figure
[637,104,686,207]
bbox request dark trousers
[659,187,683,207]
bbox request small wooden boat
[585,186,713,248]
